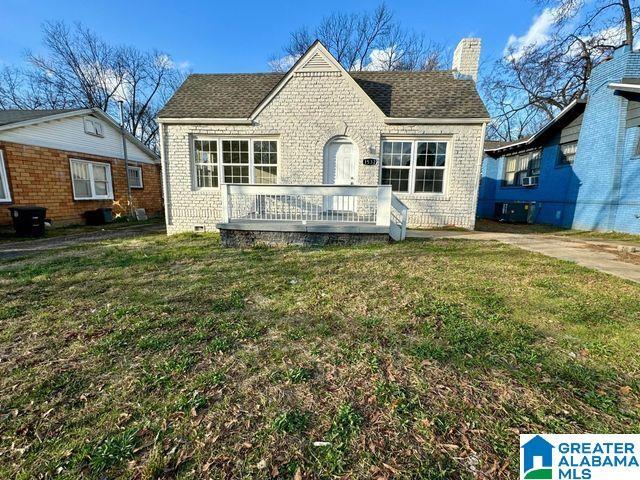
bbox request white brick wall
[162,71,485,234]
[452,38,481,82]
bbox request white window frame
[83,117,104,137]
[191,136,279,190]
[503,150,541,187]
[379,138,451,195]
[0,150,11,202]
[69,158,114,200]
[127,166,143,189]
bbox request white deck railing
[220,184,408,240]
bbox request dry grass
[475,219,640,245]
[1,233,639,479]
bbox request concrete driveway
[408,229,640,283]
[0,222,166,260]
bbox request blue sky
[1,0,542,73]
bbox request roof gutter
[0,109,93,133]
[385,117,490,125]
[156,117,253,125]
[608,82,640,94]
[484,139,530,155]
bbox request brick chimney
[452,38,481,82]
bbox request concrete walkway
[0,223,166,260]
[408,229,640,283]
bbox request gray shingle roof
[158,70,488,120]
[350,70,488,118]
[159,74,284,119]
[0,109,82,127]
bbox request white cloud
[176,60,192,72]
[591,18,640,49]
[154,55,191,72]
[268,54,299,72]
[505,8,559,59]
[363,47,400,71]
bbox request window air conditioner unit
[521,176,539,187]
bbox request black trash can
[9,206,47,237]
[84,207,113,226]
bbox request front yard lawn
[1,234,639,479]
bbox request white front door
[325,139,357,212]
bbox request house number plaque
[363,158,378,166]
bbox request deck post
[376,185,391,228]
[220,184,230,223]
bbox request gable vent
[299,51,337,72]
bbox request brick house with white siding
[0,108,163,227]
[158,40,489,240]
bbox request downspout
[158,122,172,227]
[118,101,135,218]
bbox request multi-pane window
[503,150,541,186]
[70,159,113,200]
[415,142,446,193]
[193,138,278,187]
[0,150,11,202]
[127,166,143,188]
[381,141,412,192]
[253,140,278,184]
[381,140,448,193]
[222,140,250,183]
[194,140,219,188]
[529,150,541,176]
[558,142,577,165]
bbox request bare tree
[270,3,445,72]
[0,21,186,151]
[485,0,639,140]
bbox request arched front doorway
[323,136,358,185]
[323,137,359,212]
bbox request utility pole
[119,100,135,219]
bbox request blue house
[479,44,640,234]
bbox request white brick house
[158,39,489,240]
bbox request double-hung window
[193,138,278,187]
[380,140,448,193]
[127,166,143,188]
[528,150,541,176]
[222,140,250,183]
[557,141,577,165]
[194,140,219,188]
[415,141,447,193]
[0,150,11,202]
[253,140,278,184]
[503,154,528,186]
[503,149,542,186]
[70,159,113,200]
[381,141,412,192]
